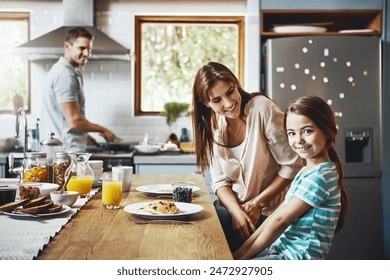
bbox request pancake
[139,200,180,215]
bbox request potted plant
[161,102,190,126]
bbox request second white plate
[272,25,327,33]
[136,184,200,195]
[124,202,203,219]
[2,205,71,218]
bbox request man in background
[41,27,116,151]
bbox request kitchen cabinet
[133,154,198,174]
[137,164,197,175]
[259,0,383,91]
[261,10,382,40]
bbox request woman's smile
[207,81,242,119]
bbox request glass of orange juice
[102,172,122,209]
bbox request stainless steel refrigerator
[265,36,384,259]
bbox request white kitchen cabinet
[134,153,197,174]
[136,163,198,175]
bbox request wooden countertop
[37,173,232,260]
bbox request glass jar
[53,152,71,189]
[65,153,94,197]
[22,152,49,183]
[40,133,63,183]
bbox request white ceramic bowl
[50,190,78,207]
[39,183,60,197]
[0,178,20,187]
[135,145,161,154]
[19,183,59,197]
[164,142,179,151]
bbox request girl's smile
[286,113,330,167]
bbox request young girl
[233,96,349,260]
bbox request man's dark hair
[65,27,94,44]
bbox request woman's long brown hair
[284,96,349,233]
[192,61,264,174]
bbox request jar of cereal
[53,152,70,189]
[22,152,49,183]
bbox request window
[135,16,244,116]
[0,12,29,114]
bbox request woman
[192,62,302,251]
[233,96,349,259]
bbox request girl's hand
[231,210,256,241]
[242,199,262,225]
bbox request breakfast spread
[139,200,180,215]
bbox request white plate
[124,202,203,219]
[272,25,327,33]
[2,205,71,218]
[136,184,200,195]
[339,29,374,33]
[134,145,161,154]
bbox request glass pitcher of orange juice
[64,153,94,197]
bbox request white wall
[0,0,259,145]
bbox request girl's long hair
[192,61,264,174]
[284,96,349,233]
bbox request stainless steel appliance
[265,35,383,259]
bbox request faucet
[15,107,28,154]
[8,107,28,179]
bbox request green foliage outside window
[0,18,28,114]
[141,23,239,112]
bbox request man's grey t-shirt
[41,57,87,152]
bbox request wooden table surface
[37,173,233,260]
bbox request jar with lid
[22,152,49,183]
[40,133,63,183]
[53,152,71,189]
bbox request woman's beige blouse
[210,95,302,212]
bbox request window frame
[0,12,30,114]
[134,15,245,116]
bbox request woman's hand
[231,209,256,241]
[242,199,262,225]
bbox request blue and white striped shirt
[273,162,341,259]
